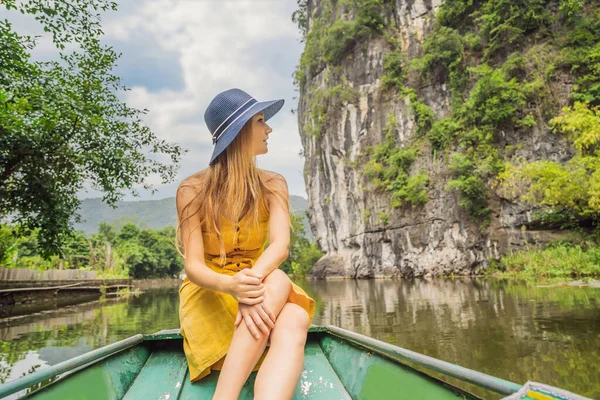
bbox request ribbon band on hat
[212,98,258,144]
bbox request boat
[0,325,589,399]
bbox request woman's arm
[177,183,231,292]
[250,173,291,279]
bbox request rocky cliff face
[296,0,578,278]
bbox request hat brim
[209,98,284,165]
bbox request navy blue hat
[204,88,284,165]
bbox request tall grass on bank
[490,244,600,278]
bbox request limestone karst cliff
[295,0,600,277]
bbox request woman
[176,88,316,400]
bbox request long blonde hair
[175,118,290,264]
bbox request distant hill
[75,195,313,240]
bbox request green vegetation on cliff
[305,81,359,138]
[498,102,600,226]
[398,0,600,228]
[364,114,429,208]
[296,0,432,209]
[295,0,600,227]
[294,0,388,88]
[294,0,600,276]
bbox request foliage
[377,212,389,225]
[323,19,361,64]
[305,83,359,138]
[0,224,18,265]
[446,153,491,221]
[435,0,480,29]
[558,9,600,104]
[280,213,322,277]
[0,222,183,279]
[341,0,386,33]
[295,0,600,228]
[403,87,435,137]
[460,62,528,127]
[476,0,552,59]
[294,0,387,88]
[364,115,429,208]
[551,101,600,155]
[427,118,463,151]
[497,102,600,222]
[436,0,553,59]
[292,0,309,39]
[381,48,405,89]
[411,25,467,105]
[394,173,430,207]
[411,49,529,221]
[383,0,599,224]
[381,48,435,137]
[490,244,600,278]
[0,0,183,258]
[290,242,322,277]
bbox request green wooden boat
[0,325,589,400]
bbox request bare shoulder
[258,169,288,193]
[176,170,207,207]
[180,170,208,189]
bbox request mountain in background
[75,195,313,241]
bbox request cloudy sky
[6,0,308,201]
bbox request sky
[5,0,308,201]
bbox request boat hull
[0,326,589,399]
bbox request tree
[98,222,116,245]
[280,213,322,276]
[61,230,91,269]
[116,223,140,243]
[0,0,185,258]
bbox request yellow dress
[178,201,316,383]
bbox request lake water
[1,278,599,399]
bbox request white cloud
[84,0,307,199]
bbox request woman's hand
[225,268,265,305]
[234,302,276,339]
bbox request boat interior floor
[24,332,476,399]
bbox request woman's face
[250,111,272,156]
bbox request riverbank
[0,278,182,319]
[485,243,600,281]
[304,242,600,282]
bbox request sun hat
[204,88,284,165]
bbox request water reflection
[300,278,600,399]
[1,280,598,399]
[0,288,180,386]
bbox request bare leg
[254,302,311,400]
[213,269,291,400]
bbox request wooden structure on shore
[0,278,132,319]
[0,267,98,281]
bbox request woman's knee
[270,303,310,346]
